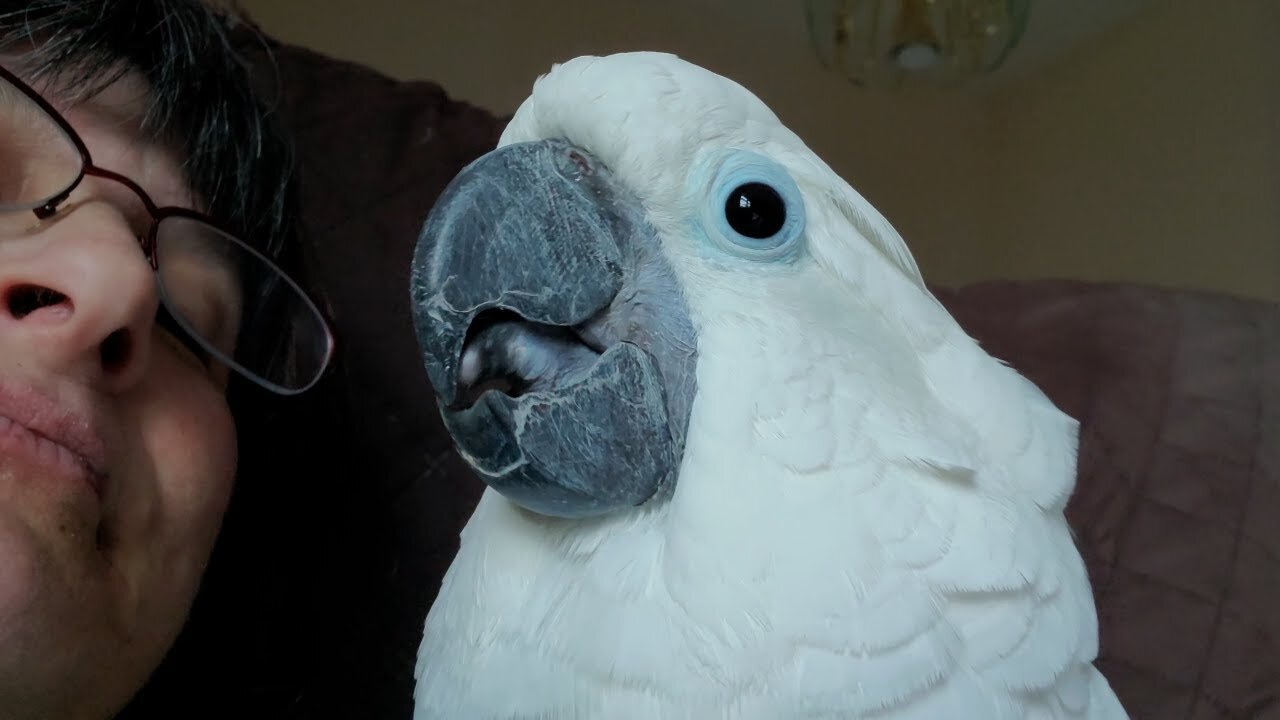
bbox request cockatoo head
[411,51,940,519]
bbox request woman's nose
[0,206,159,391]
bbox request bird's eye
[695,149,805,263]
[724,182,786,239]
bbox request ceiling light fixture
[806,0,1031,89]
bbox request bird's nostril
[99,329,132,372]
[6,284,70,319]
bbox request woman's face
[0,66,239,719]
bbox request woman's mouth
[0,414,105,497]
[0,381,109,499]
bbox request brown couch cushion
[937,280,1279,719]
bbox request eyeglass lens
[0,70,331,394]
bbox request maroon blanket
[938,280,1280,719]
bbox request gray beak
[410,139,696,519]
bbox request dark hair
[0,0,296,257]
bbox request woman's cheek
[142,350,238,548]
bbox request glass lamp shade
[806,0,1031,89]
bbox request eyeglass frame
[0,62,336,396]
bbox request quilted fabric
[118,24,1279,720]
[937,280,1280,720]
[224,33,497,720]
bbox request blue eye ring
[694,149,806,263]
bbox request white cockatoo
[408,51,1127,720]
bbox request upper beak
[409,138,695,519]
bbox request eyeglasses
[0,64,333,395]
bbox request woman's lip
[0,382,109,495]
[0,414,105,496]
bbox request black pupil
[724,182,786,239]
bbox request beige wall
[985,0,1280,301]
[239,0,1280,302]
